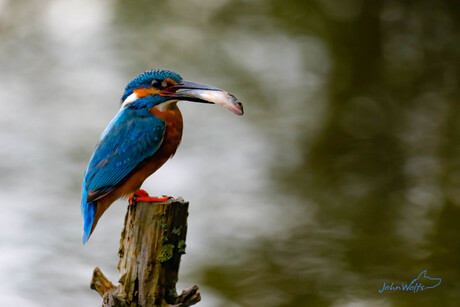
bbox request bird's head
[120,69,243,115]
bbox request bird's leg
[129,189,169,205]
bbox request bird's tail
[81,199,97,244]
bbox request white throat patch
[155,100,178,112]
[121,92,139,108]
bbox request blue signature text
[378,270,441,293]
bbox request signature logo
[379,270,441,293]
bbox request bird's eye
[150,79,161,88]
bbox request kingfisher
[81,69,243,244]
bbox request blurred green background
[0,0,459,306]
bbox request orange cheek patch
[162,78,178,88]
[134,88,160,98]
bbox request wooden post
[90,197,201,307]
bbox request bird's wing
[83,107,166,202]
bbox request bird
[81,69,243,244]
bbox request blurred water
[0,0,459,306]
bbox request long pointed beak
[161,80,244,115]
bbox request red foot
[129,189,169,204]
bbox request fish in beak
[161,80,244,115]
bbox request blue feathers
[81,69,183,243]
[81,105,166,243]
[81,200,96,244]
[121,69,182,102]
[84,107,165,194]
[83,107,166,196]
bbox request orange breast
[96,102,183,211]
[88,103,183,236]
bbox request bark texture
[90,197,200,307]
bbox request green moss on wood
[172,226,181,236]
[178,240,186,254]
[158,244,175,262]
[168,287,178,299]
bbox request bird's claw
[129,189,169,205]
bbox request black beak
[161,80,244,115]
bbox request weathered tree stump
[91,197,200,307]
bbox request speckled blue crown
[121,69,183,101]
